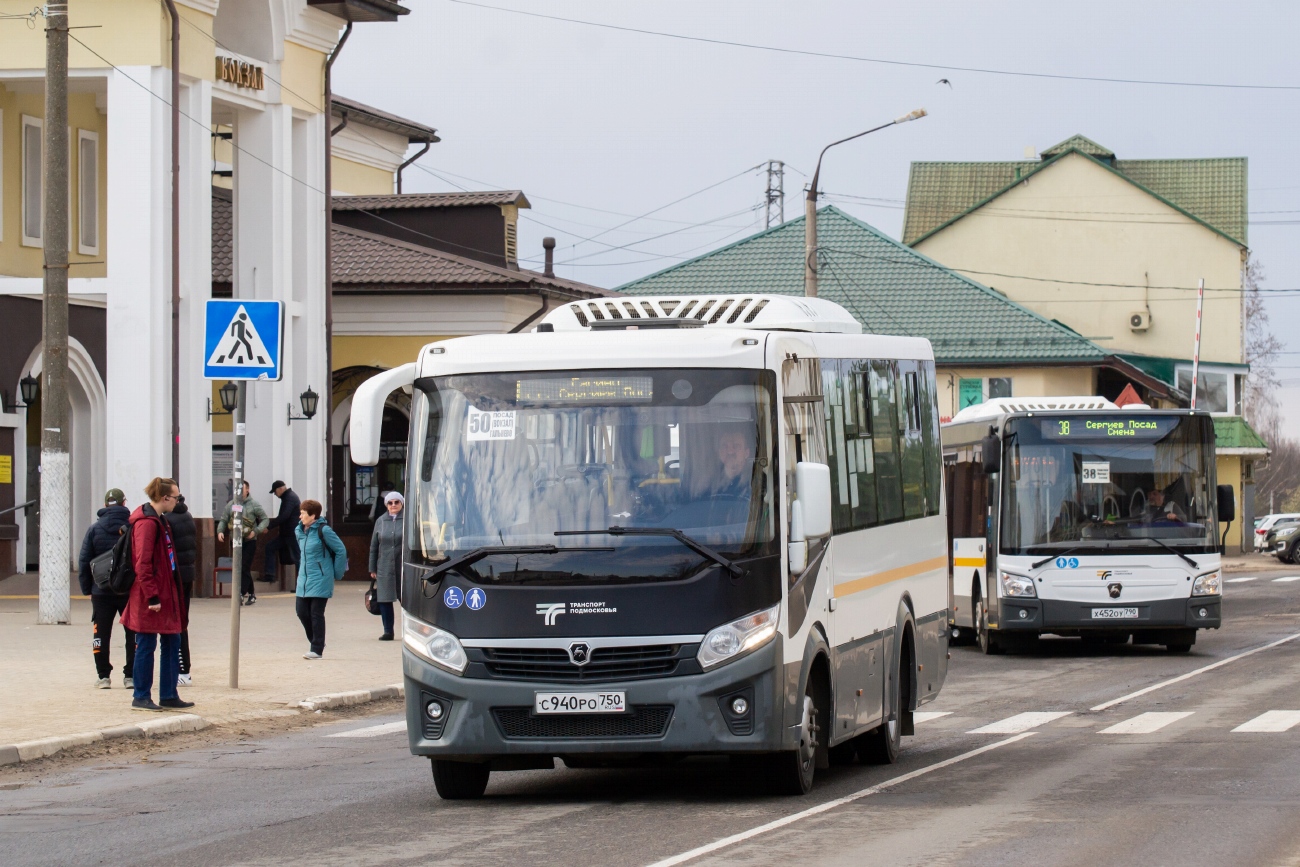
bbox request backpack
[91,526,136,595]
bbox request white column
[178,79,213,516]
[232,103,294,504]
[291,111,327,503]
[105,66,170,506]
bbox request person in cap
[368,491,405,640]
[77,488,135,689]
[263,481,301,586]
[217,480,269,605]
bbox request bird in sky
[937,78,953,88]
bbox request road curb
[295,683,404,711]
[0,683,405,768]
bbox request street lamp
[287,386,319,424]
[804,108,927,298]
[208,381,239,420]
[3,374,40,413]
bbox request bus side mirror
[350,363,417,466]
[1217,484,1236,523]
[980,435,1001,474]
[795,461,832,538]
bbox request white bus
[351,295,949,799]
[942,397,1232,654]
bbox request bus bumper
[996,596,1221,632]
[403,635,787,760]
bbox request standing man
[263,480,301,588]
[77,488,134,689]
[217,480,269,606]
[164,494,198,685]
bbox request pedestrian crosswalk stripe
[326,720,407,738]
[968,711,1071,734]
[1273,576,1300,583]
[1225,577,1257,583]
[913,711,952,724]
[1099,711,1194,734]
[1232,710,1300,733]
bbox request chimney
[543,237,556,277]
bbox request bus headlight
[697,603,780,671]
[1000,571,1037,598]
[403,612,467,674]
[1192,572,1221,596]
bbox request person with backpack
[164,494,198,686]
[77,488,135,689]
[294,499,347,659]
[121,477,194,712]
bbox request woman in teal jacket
[294,498,348,659]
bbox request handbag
[364,579,381,615]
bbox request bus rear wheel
[431,759,490,800]
[977,601,1002,655]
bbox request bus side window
[871,360,904,523]
[897,362,927,520]
[917,361,942,517]
[820,359,853,533]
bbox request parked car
[1255,513,1300,552]
[1272,520,1300,564]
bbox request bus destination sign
[517,376,654,404]
[1041,417,1178,440]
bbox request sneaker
[132,698,162,712]
[159,698,195,710]
[177,673,192,686]
[303,651,322,659]
[378,633,394,641]
[94,677,112,689]
[124,677,134,689]
[245,595,257,606]
[240,594,250,605]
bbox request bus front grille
[493,705,674,739]
[480,645,686,682]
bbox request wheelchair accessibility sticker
[1055,557,1080,569]
[443,586,464,609]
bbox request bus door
[780,351,829,640]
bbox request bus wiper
[556,526,746,578]
[1141,536,1200,568]
[1031,546,1089,570]
[421,545,615,584]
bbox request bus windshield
[1000,414,1218,555]
[408,367,777,584]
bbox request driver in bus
[1142,488,1187,524]
[716,429,754,499]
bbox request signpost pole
[1190,278,1205,410]
[228,381,246,688]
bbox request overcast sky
[333,0,1300,439]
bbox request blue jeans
[133,633,181,703]
[378,602,395,635]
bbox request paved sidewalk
[0,579,402,745]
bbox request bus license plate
[535,691,626,714]
[1092,607,1139,619]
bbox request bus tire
[431,759,490,800]
[770,683,820,795]
[859,639,909,765]
[977,601,1002,655]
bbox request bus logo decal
[1108,583,1123,599]
[537,602,566,625]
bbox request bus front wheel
[431,759,490,800]
[771,688,820,795]
[977,601,1002,655]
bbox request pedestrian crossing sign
[203,300,284,381]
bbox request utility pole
[38,2,71,625]
[228,382,247,688]
[764,160,785,229]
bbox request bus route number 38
[535,691,627,714]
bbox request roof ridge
[616,211,806,291]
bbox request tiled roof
[211,188,603,297]
[1213,415,1268,452]
[331,191,529,210]
[903,137,1247,246]
[617,207,1107,365]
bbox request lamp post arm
[807,119,899,204]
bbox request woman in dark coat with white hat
[368,491,404,640]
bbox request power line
[446,0,1300,92]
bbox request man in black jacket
[77,488,134,689]
[263,481,301,585]
[164,494,198,685]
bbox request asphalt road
[3,566,1300,867]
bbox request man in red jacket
[121,477,195,712]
